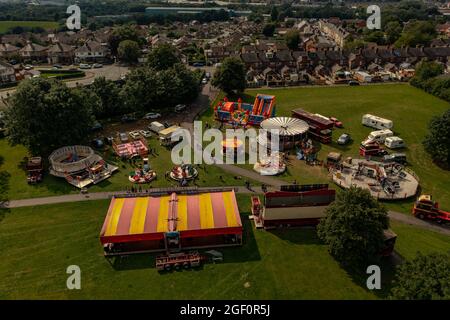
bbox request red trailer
[155,251,203,271]
[26,157,43,184]
[412,195,450,224]
[292,108,334,144]
[251,184,336,229]
[359,140,387,157]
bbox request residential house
[75,40,110,63]
[318,20,349,48]
[0,61,16,84]
[0,43,20,60]
[19,41,48,62]
[47,42,75,64]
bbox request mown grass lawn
[200,84,450,214]
[0,21,59,34]
[1,195,449,299]
[0,137,255,200]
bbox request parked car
[129,131,140,140]
[121,114,136,123]
[92,138,104,149]
[193,62,204,67]
[104,136,114,145]
[143,112,161,119]
[139,130,152,138]
[93,63,103,68]
[119,132,128,143]
[79,63,91,69]
[91,121,103,131]
[174,104,187,113]
[24,64,33,70]
[205,72,211,79]
[348,80,359,86]
[53,64,63,69]
[337,133,351,145]
[201,78,208,84]
[329,117,343,128]
[383,153,407,165]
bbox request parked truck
[412,195,450,224]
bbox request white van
[385,136,405,149]
[148,121,165,134]
[367,129,394,143]
[362,114,393,130]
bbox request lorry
[412,195,450,224]
[362,114,393,130]
[384,136,405,149]
[359,139,388,156]
[148,121,165,134]
[159,125,183,147]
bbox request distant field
[0,21,58,33]
[1,197,450,299]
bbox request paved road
[2,185,449,236]
[0,64,129,106]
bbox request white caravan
[362,114,393,130]
[385,136,406,149]
[367,129,394,143]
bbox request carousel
[128,158,156,184]
[221,138,245,160]
[259,117,309,151]
[253,151,286,176]
[168,164,198,182]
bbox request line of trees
[3,44,201,156]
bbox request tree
[317,187,389,268]
[394,20,436,48]
[108,25,140,55]
[363,30,386,45]
[117,40,141,64]
[385,21,402,44]
[423,109,450,169]
[120,63,199,112]
[413,60,444,83]
[211,57,246,95]
[146,43,180,71]
[390,253,450,300]
[262,23,276,37]
[4,78,94,156]
[285,30,300,50]
[270,6,279,22]
[86,77,124,118]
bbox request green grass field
[201,84,450,214]
[0,21,58,34]
[0,137,257,200]
[1,196,450,299]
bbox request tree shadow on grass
[341,251,403,299]
[109,218,261,271]
[268,226,323,245]
[0,155,11,223]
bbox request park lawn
[0,137,256,201]
[1,196,450,299]
[0,21,59,34]
[200,84,450,214]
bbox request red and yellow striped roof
[100,191,242,243]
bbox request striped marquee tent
[100,190,242,245]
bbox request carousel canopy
[260,117,309,136]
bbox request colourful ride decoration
[214,94,276,127]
